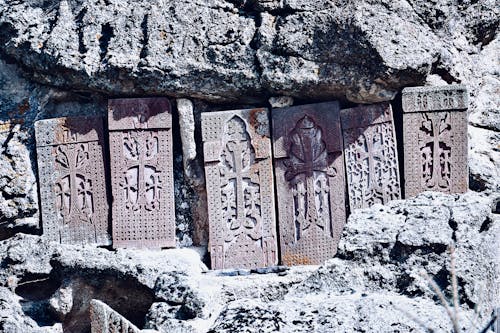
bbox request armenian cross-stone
[202,108,277,270]
[35,116,110,245]
[90,300,141,333]
[341,102,401,210]
[402,85,468,197]
[272,102,346,266]
[108,98,175,249]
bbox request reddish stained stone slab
[201,108,277,270]
[402,85,468,197]
[35,116,110,245]
[108,98,175,249]
[341,102,401,210]
[272,102,346,266]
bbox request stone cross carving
[90,300,142,333]
[341,103,401,210]
[402,85,468,197]
[108,98,175,249]
[35,116,110,245]
[202,108,277,270]
[272,102,346,266]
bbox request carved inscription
[402,85,468,197]
[202,109,277,270]
[108,98,175,249]
[35,117,109,245]
[90,300,141,333]
[341,103,401,210]
[273,102,346,266]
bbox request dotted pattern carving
[341,103,400,210]
[108,98,175,249]
[273,102,346,266]
[90,300,141,333]
[202,109,277,270]
[402,85,468,197]
[35,117,109,245]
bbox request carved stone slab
[90,300,141,333]
[35,116,110,245]
[341,102,401,210]
[201,108,277,270]
[272,102,346,266]
[108,98,175,249]
[402,85,468,197]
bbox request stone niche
[35,116,110,245]
[272,102,346,266]
[201,108,278,270]
[108,98,175,249]
[341,102,401,210]
[402,85,468,197]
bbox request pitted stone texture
[35,116,110,245]
[272,102,346,266]
[402,85,469,198]
[108,98,175,249]
[202,108,277,270]
[341,103,400,210]
[0,0,472,104]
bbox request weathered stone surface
[0,0,477,104]
[35,116,110,245]
[272,102,346,266]
[268,96,293,109]
[402,85,469,197]
[202,108,277,269]
[341,102,400,210]
[108,98,175,249]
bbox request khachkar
[35,117,110,245]
[202,108,277,270]
[108,98,175,248]
[341,103,401,210]
[402,85,468,197]
[272,102,346,266]
[90,300,141,333]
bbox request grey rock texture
[0,192,497,332]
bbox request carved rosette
[341,103,401,210]
[272,102,346,266]
[108,98,175,249]
[35,117,110,245]
[202,109,277,270]
[402,85,468,197]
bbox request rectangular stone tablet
[35,116,110,245]
[272,102,346,266]
[402,85,468,197]
[108,98,175,249]
[341,103,401,210]
[202,108,277,270]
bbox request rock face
[0,192,497,332]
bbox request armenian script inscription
[341,103,401,210]
[402,85,468,197]
[202,108,277,270]
[108,98,175,248]
[35,117,109,245]
[272,102,346,266]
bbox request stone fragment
[341,102,401,210]
[90,300,142,333]
[35,116,110,245]
[268,96,294,108]
[272,102,347,266]
[108,98,175,249]
[201,108,277,270]
[402,85,468,197]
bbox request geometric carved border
[402,85,468,197]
